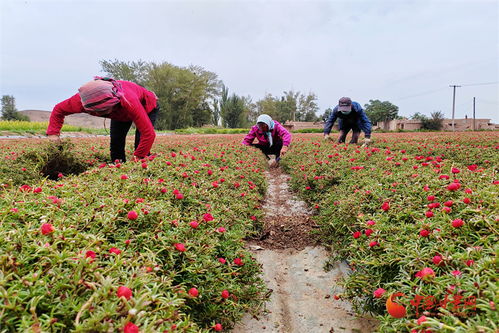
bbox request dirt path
[233,168,377,333]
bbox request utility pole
[473,97,476,131]
[449,85,461,131]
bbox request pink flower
[174,243,186,252]
[417,315,427,325]
[415,267,435,280]
[381,202,390,211]
[373,287,386,298]
[451,219,464,228]
[465,259,474,267]
[432,255,443,265]
[366,220,376,226]
[451,270,462,276]
[109,247,122,255]
[127,210,139,220]
[189,221,199,229]
[41,223,55,235]
[353,231,361,239]
[365,229,374,237]
[203,213,214,222]
[419,229,430,237]
[123,322,139,333]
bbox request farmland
[0,131,498,332]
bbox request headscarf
[78,77,124,112]
[256,114,275,147]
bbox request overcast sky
[1,0,498,122]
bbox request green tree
[298,92,319,121]
[1,95,29,121]
[421,111,444,130]
[364,99,399,124]
[410,112,428,121]
[219,85,248,128]
[100,59,222,130]
[100,59,150,85]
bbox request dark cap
[338,97,352,111]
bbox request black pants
[338,125,361,144]
[110,106,159,162]
[251,141,284,159]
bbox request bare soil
[233,165,378,333]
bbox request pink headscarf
[78,77,124,112]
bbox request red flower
[425,211,434,218]
[189,221,199,229]
[427,195,436,201]
[451,270,462,276]
[234,258,244,266]
[203,213,214,222]
[366,220,376,226]
[369,241,378,247]
[85,250,96,261]
[451,167,460,174]
[465,259,474,267]
[218,258,226,264]
[109,247,122,255]
[447,183,461,191]
[365,229,374,237]
[451,219,464,228]
[444,200,453,207]
[141,163,148,169]
[373,287,386,298]
[415,267,435,280]
[188,287,199,297]
[221,289,230,299]
[463,197,471,204]
[120,175,129,180]
[353,231,361,239]
[123,322,139,333]
[174,243,186,252]
[419,229,430,237]
[381,202,390,211]
[213,323,223,331]
[432,255,442,265]
[127,210,139,220]
[417,315,427,325]
[117,286,132,300]
[41,223,55,235]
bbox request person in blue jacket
[323,97,372,146]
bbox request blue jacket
[323,101,372,137]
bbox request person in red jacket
[46,77,159,162]
[242,114,291,167]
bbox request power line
[460,81,499,87]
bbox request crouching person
[242,114,291,167]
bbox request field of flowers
[0,132,497,332]
[282,132,498,332]
[0,135,270,332]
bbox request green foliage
[255,91,320,123]
[422,111,445,130]
[1,95,29,121]
[219,85,249,128]
[282,132,499,332]
[0,135,268,331]
[100,60,222,130]
[364,99,399,124]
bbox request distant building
[375,118,498,131]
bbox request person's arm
[355,104,372,138]
[242,127,257,145]
[323,107,338,136]
[46,94,83,135]
[124,95,156,158]
[276,123,291,146]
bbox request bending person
[46,77,159,162]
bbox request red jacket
[47,80,158,158]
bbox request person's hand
[324,134,332,141]
[47,135,60,142]
[281,145,289,156]
[361,137,372,148]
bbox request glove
[324,134,332,141]
[361,138,372,148]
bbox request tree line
[1,59,443,130]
